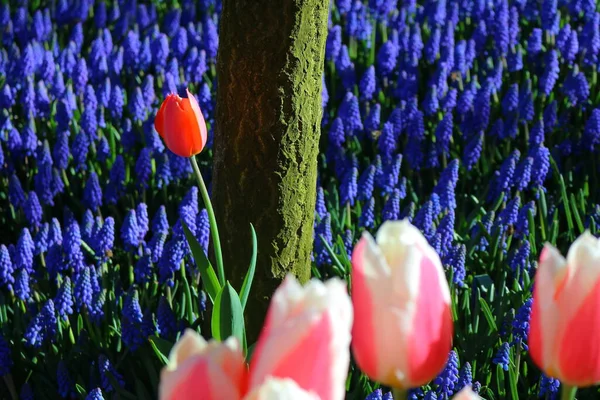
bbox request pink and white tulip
[159,329,247,400]
[159,275,353,400]
[248,275,353,400]
[452,387,481,400]
[529,232,600,387]
[244,377,319,400]
[351,220,453,389]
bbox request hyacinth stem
[560,385,577,400]
[346,203,352,229]
[392,388,408,400]
[190,155,225,287]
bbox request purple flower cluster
[1,0,600,398]
[0,0,219,395]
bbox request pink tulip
[452,387,481,400]
[351,220,453,389]
[159,276,353,400]
[529,233,600,387]
[248,275,353,400]
[159,329,247,400]
[244,377,319,400]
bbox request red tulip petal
[160,355,245,400]
[528,244,568,377]
[528,286,544,372]
[248,277,351,400]
[558,278,600,386]
[187,88,208,149]
[350,238,378,379]
[163,98,200,158]
[179,97,204,155]
[154,96,170,139]
[263,313,335,400]
[407,249,453,386]
[164,359,215,399]
[159,333,246,400]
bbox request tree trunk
[212,0,329,343]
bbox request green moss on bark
[212,0,329,342]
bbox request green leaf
[242,333,248,358]
[527,207,537,255]
[245,342,257,363]
[550,156,574,238]
[211,283,245,346]
[180,261,195,324]
[239,224,257,311]
[211,287,223,340]
[106,126,119,163]
[135,380,154,400]
[149,335,174,365]
[319,234,346,276]
[550,209,560,245]
[335,234,353,270]
[569,193,585,234]
[140,348,160,395]
[537,190,548,242]
[478,297,498,333]
[182,220,221,303]
[75,384,86,395]
[106,371,138,400]
[508,362,519,400]
[496,364,506,398]
[77,314,83,335]
[492,192,506,212]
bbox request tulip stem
[190,155,226,287]
[392,388,408,400]
[560,385,577,400]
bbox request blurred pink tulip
[452,387,481,399]
[159,329,247,400]
[529,232,600,387]
[351,220,453,389]
[244,377,319,400]
[159,275,353,400]
[248,275,353,400]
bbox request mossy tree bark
[212,0,329,342]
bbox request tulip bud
[351,220,453,389]
[248,275,353,400]
[155,88,207,158]
[245,377,319,400]
[529,232,600,387]
[159,329,247,400]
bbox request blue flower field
[0,0,599,398]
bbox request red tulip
[529,233,600,387]
[155,89,208,158]
[351,220,453,389]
